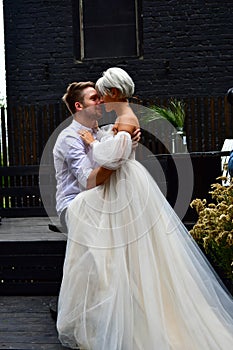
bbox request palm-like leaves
[147,99,185,129]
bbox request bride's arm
[80,130,132,169]
[80,119,140,171]
[90,131,132,169]
[76,130,115,189]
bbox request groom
[53,81,115,232]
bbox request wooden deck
[0,217,66,242]
[0,217,70,349]
[0,295,69,349]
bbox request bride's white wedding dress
[57,130,233,350]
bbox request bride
[57,67,233,349]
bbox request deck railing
[1,96,233,166]
[1,96,233,217]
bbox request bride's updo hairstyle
[96,67,135,99]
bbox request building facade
[3,0,233,107]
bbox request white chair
[221,139,233,186]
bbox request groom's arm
[87,167,114,189]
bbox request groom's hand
[132,128,141,148]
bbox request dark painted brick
[3,0,233,106]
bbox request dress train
[57,131,233,349]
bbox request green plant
[0,95,5,107]
[145,99,186,129]
[190,179,233,294]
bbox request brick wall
[3,0,233,106]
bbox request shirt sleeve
[91,131,132,170]
[66,134,95,189]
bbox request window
[72,0,142,60]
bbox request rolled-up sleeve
[66,135,94,189]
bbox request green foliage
[145,99,186,129]
[0,95,5,107]
[190,179,233,294]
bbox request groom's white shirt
[53,118,99,217]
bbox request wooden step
[0,217,66,296]
[0,295,69,349]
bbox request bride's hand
[79,130,95,145]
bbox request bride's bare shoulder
[114,113,139,135]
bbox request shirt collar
[72,118,93,132]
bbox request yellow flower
[190,179,233,291]
[226,233,233,246]
[219,214,228,221]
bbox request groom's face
[82,87,101,108]
[81,87,103,120]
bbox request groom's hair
[62,81,95,114]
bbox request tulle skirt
[57,159,233,349]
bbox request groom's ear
[75,101,83,111]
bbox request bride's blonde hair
[96,67,135,98]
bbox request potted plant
[144,99,187,153]
[149,99,185,130]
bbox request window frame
[72,0,143,61]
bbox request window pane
[84,24,137,58]
[81,0,139,59]
[84,0,136,26]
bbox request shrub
[190,179,233,294]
